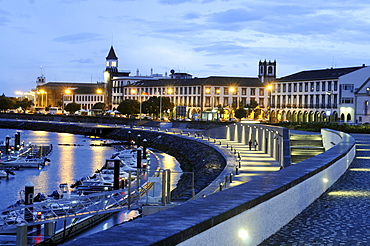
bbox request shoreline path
[261,133,370,245]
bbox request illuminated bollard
[219,182,223,191]
[229,173,233,183]
[25,181,34,223]
[236,167,239,175]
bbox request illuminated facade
[104,46,275,119]
[270,65,370,123]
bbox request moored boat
[1,155,49,168]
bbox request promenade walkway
[260,133,370,245]
[220,141,280,188]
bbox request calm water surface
[0,128,114,209]
[0,128,182,245]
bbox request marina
[0,128,182,245]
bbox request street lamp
[38,89,47,107]
[267,84,273,123]
[229,86,239,109]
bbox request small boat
[111,148,150,169]
[1,155,49,168]
[112,149,137,167]
[74,175,114,195]
[0,169,15,178]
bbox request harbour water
[0,128,115,209]
[0,128,182,245]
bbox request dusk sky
[1,0,370,96]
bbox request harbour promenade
[261,133,370,245]
[64,124,355,245]
[0,118,358,245]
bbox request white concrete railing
[179,128,355,246]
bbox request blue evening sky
[1,0,370,96]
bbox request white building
[271,64,370,123]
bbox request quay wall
[64,128,355,246]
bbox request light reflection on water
[0,128,182,244]
[0,128,114,209]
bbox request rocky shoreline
[0,120,226,200]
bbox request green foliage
[64,102,81,114]
[0,95,16,112]
[117,99,139,115]
[275,122,370,133]
[92,102,105,110]
[141,96,174,117]
[15,98,34,112]
[235,108,247,119]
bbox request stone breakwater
[0,120,226,200]
[105,128,226,200]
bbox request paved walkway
[219,140,281,188]
[260,133,370,245]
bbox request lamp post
[267,84,273,123]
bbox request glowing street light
[267,84,273,123]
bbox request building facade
[36,77,105,111]
[104,46,275,120]
[271,65,370,123]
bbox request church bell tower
[105,46,118,73]
[258,60,276,84]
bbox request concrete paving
[260,133,370,245]
[219,141,281,188]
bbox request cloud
[184,12,200,20]
[193,41,249,56]
[208,8,262,24]
[158,0,220,5]
[53,33,102,44]
[0,16,9,26]
[205,64,224,70]
[70,58,94,64]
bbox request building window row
[279,80,339,93]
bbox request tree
[142,96,174,118]
[15,98,34,112]
[117,99,139,115]
[92,102,105,110]
[64,102,81,114]
[246,99,259,119]
[0,95,16,112]
[235,108,247,119]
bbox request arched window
[268,66,273,74]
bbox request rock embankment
[105,128,226,200]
